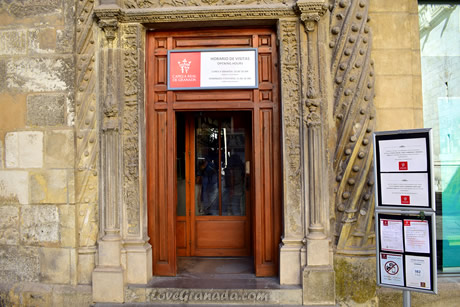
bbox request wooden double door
[176,112,251,257]
[147,27,281,277]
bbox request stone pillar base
[279,241,303,285]
[125,242,152,284]
[307,238,330,266]
[302,265,335,306]
[92,266,124,303]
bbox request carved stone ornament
[124,0,294,9]
[279,20,303,237]
[122,24,141,236]
[329,0,376,255]
[98,18,119,42]
[297,1,328,32]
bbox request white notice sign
[380,173,429,207]
[405,255,431,289]
[200,50,256,88]
[380,253,404,286]
[404,220,430,254]
[380,219,404,252]
[379,138,428,172]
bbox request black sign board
[376,211,437,294]
[373,129,435,211]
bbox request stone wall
[370,0,423,131]
[0,0,79,292]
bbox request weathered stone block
[371,14,412,49]
[28,28,57,54]
[6,57,74,92]
[303,266,335,305]
[335,255,376,305]
[77,203,98,247]
[44,130,74,168]
[0,139,3,168]
[0,93,27,131]
[93,267,124,303]
[30,170,68,204]
[59,205,76,247]
[0,205,19,244]
[125,244,152,284]
[0,170,29,204]
[375,107,416,131]
[0,30,27,56]
[20,131,44,168]
[0,245,40,283]
[5,0,62,19]
[77,248,96,284]
[6,131,44,168]
[76,169,98,204]
[0,60,6,92]
[375,75,413,109]
[21,205,59,244]
[5,132,19,168]
[27,94,66,126]
[39,247,71,284]
[9,282,52,307]
[51,285,92,306]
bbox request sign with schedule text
[168,48,258,90]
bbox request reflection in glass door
[176,112,251,257]
[195,116,246,217]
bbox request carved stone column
[297,1,335,305]
[120,23,152,285]
[92,14,125,303]
[278,18,305,286]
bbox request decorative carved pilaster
[298,3,336,304]
[297,1,329,241]
[329,0,376,255]
[279,19,303,240]
[93,6,126,304]
[98,15,121,238]
[121,24,141,238]
[278,18,304,285]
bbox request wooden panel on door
[148,110,176,276]
[254,108,280,276]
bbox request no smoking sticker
[384,261,399,275]
[380,253,404,286]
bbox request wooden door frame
[146,27,281,277]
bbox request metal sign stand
[403,290,411,307]
[373,129,438,305]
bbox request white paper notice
[379,138,427,172]
[380,253,404,286]
[405,255,431,289]
[380,219,404,252]
[200,50,256,88]
[404,220,430,253]
[380,173,429,207]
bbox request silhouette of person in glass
[197,157,218,215]
[223,152,245,216]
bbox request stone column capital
[97,18,119,42]
[95,4,121,42]
[296,1,328,32]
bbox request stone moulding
[94,5,297,23]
